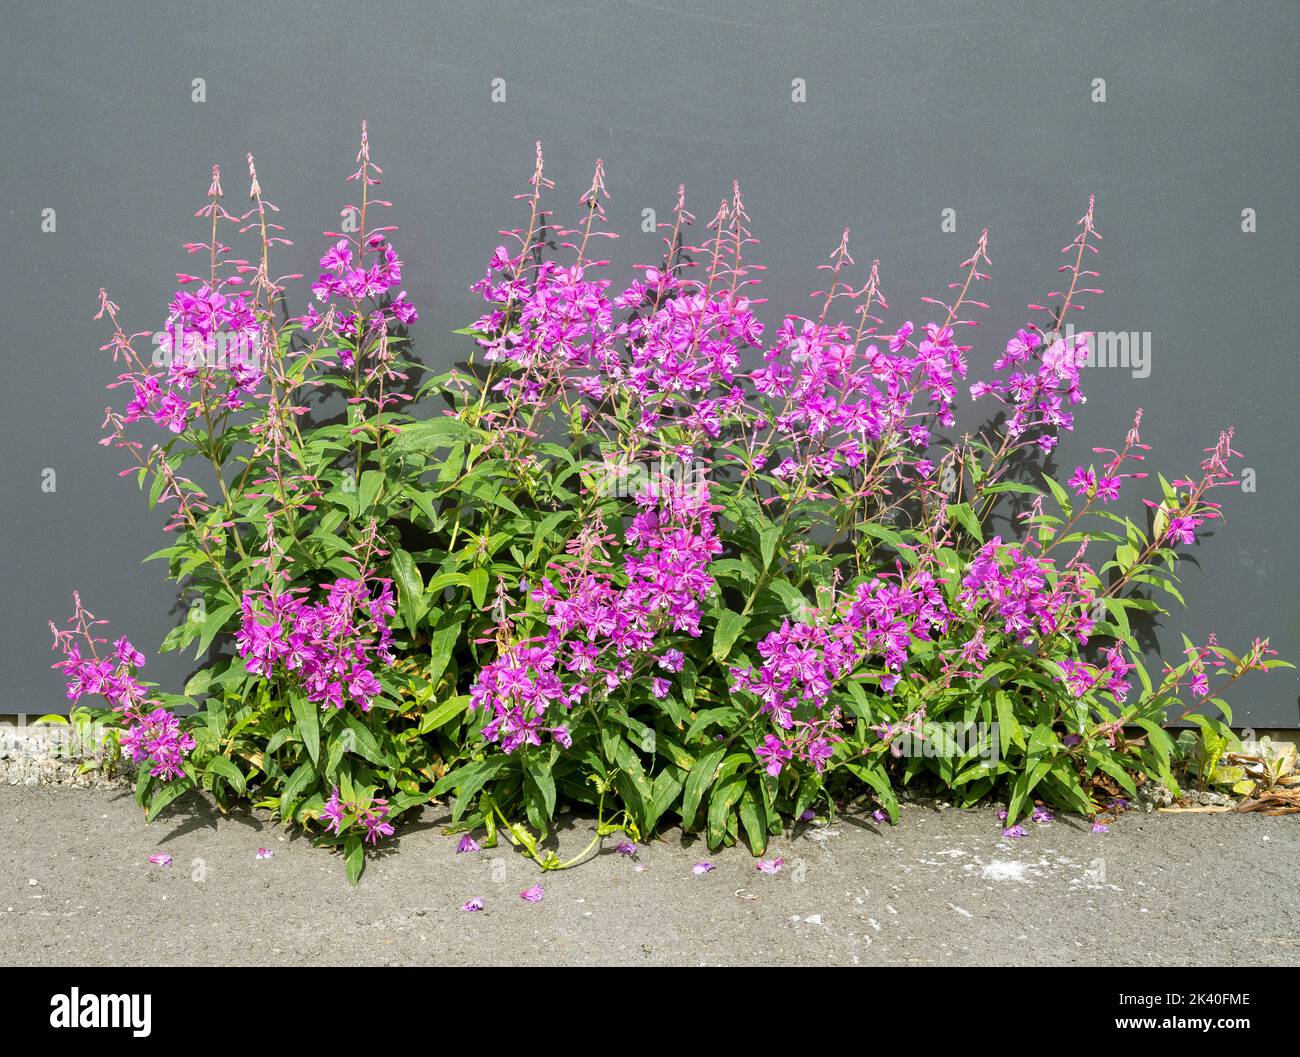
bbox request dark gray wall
[2,0,1296,724]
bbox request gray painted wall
[2,0,1296,724]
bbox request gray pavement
[2,786,1296,966]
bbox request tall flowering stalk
[57,130,1288,881]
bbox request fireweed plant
[52,125,1287,882]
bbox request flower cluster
[236,577,396,712]
[309,233,416,343]
[304,121,417,345]
[731,570,954,773]
[970,328,1088,451]
[968,199,1101,453]
[1151,427,1243,550]
[757,317,968,481]
[469,479,720,753]
[321,786,394,845]
[958,538,1097,645]
[68,138,1283,871]
[1057,645,1135,702]
[49,594,193,781]
[120,708,196,781]
[104,165,270,440]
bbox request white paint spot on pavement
[980,860,1036,883]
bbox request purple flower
[120,708,195,781]
[1166,516,1200,546]
[755,734,793,777]
[461,897,485,912]
[1031,807,1054,824]
[1057,659,1097,699]
[657,649,684,672]
[520,884,545,903]
[692,861,715,875]
[756,857,784,874]
[147,854,172,867]
[1068,466,1096,496]
[255,847,273,860]
[615,840,637,857]
[872,810,886,823]
[1002,825,1027,839]
[457,834,480,854]
[362,801,394,845]
[468,479,721,755]
[151,392,190,433]
[236,577,397,713]
[1091,822,1110,835]
[320,787,346,835]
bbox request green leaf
[738,786,769,855]
[856,522,906,549]
[763,579,809,617]
[391,415,474,451]
[194,602,238,659]
[681,744,727,824]
[390,547,426,631]
[183,668,213,699]
[419,694,470,734]
[145,773,195,822]
[426,618,463,687]
[344,831,365,887]
[1007,757,1052,824]
[711,610,749,665]
[204,756,247,795]
[645,769,685,833]
[466,568,489,610]
[290,690,320,766]
[1043,473,1073,517]
[342,714,391,768]
[524,760,557,820]
[949,502,984,544]
[442,756,508,822]
[358,469,383,512]
[707,773,747,850]
[279,762,315,823]
[759,524,780,571]
[846,760,899,823]
[994,691,1019,758]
